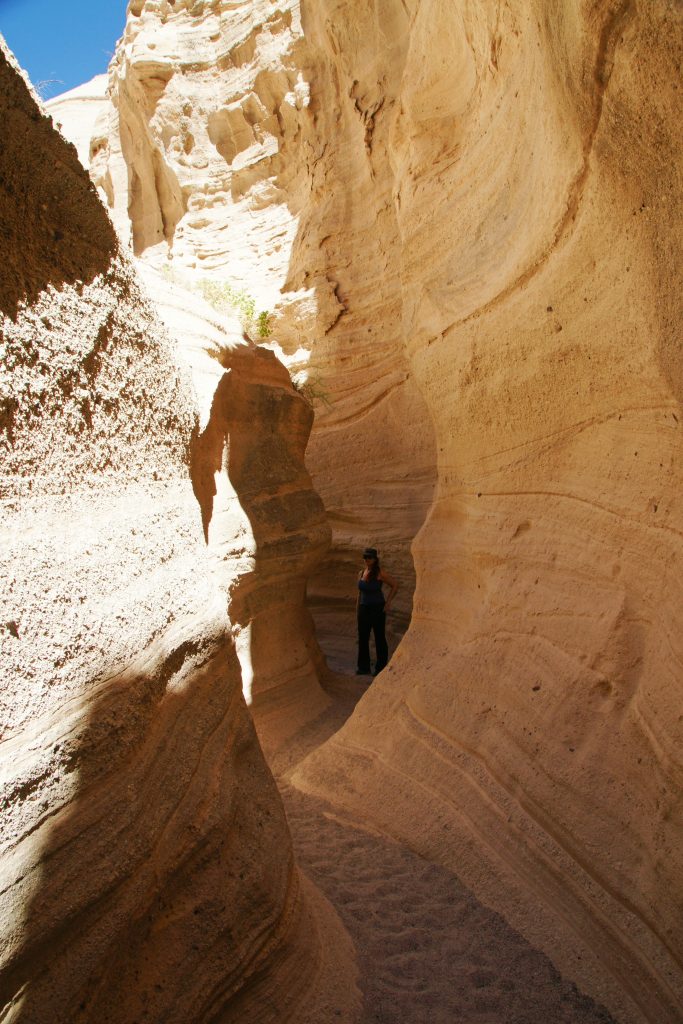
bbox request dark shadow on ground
[271,682,618,1024]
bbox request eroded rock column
[81,0,437,668]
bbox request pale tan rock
[135,263,332,737]
[44,1,683,1022]
[60,0,435,663]
[291,3,683,1024]
[0,38,358,1024]
[45,74,110,171]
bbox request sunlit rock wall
[139,262,332,738]
[46,2,682,1019]
[293,2,683,1023]
[45,74,110,172]
[0,38,357,1024]
[85,0,436,667]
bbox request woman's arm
[380,570,398,611]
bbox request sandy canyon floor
[264,675,618,1024]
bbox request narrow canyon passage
[3,0,681,1018]
[261,679,617,1024]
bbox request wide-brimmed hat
[362,547,378,559]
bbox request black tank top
[358,576,384,606]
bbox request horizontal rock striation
[78,0,436,665]
[0,38,357,1024]
[139,263,333,737]
[43,1,682,1020]
[197,344,332,730]
[290,1,683,1023]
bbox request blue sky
[0,0,128,98]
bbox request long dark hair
[366,555,381,580]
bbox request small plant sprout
[256,310,272,338]
[291,371,332,408]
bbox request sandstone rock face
[80,0,436,664]
[0,39,357,1024]
[44,1,682,1021]
[139,263,332,737]
[290,3,683,1023]
[44,75,110,173]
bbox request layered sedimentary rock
[46,1,682,1022]
[0,39,357,1023]
[139,263,332,737]
[71,0,435,664]
[291,3,683,1024]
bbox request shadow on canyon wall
[189,343,331,722]
[0,346,326,1021]
[0,43,118,321]
[271,0,438,673]
[1,626,308,1023]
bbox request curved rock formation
[79,0,436,665]
[290,3,683,1023]
[42,1,682,1021]
[0,39,357,1024]
[139,263,332,737]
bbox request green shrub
[198,280,272,340]
[256,310,272,338]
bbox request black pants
[357,604,388,674]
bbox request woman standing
[356,547,398,676]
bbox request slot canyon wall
[0,39,357,1024]
[64,0,437,666]
[292,2,683,1024]
[19,0,683,1022]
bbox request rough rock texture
[290,4,683,1024]
[0,39,358,1024]
[45,1,683,1022]
[138,263,332,736]
[77,0,436,663]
